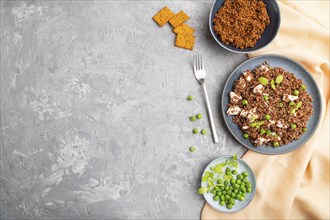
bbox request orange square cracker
[175,34,195,50]
[153,6,175,27]
[173,23,195,35]
[169,11,190,28]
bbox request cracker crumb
[169,11,190,27]
[153,6,175,27]
[175,34,195,50]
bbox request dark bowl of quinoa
[222,55,322,154]
[209,0,280,53]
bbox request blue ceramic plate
[201,155,256,213]
[209,0,280,53]
[222,55,322,155]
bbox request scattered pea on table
[187,95,193,101]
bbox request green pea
[231,192,236,198]
[230,199,236,205]
[246,182,252,188]
[234,189,238,193]
[263,96,269,101]
[227,204,233,209]
[260,129,266,135]
[220,186,224,191]
[216,191,221,196]
[301,84,306,91]
[192,128,198,134]
[266,130,272,135]
[225,195,230,200]
[187,95,193,101]
[189,146,195,152]
[231,170,237,175]
[264,115,271,120]
[302,127,307,132]
[213,195,220,201]
[234,184,239,189]
[289,101,296,106]
[242,99,248,105]
[211,189,216,194]
[227,190,232,195]
[230,179,236,184]
[243,133,249,139]
[291,123,297,129]
[293,90,299,95]
[229,186,233,190]
[242,178,248,183]
[190,116,196,121]
[224,181,229,186]
[242,172,248,177]
[220,201,226,206]
[238,196,244,201]
[278,102,284,107]
[225,186,229,191]
[214,186,220,191]
[273,142,279,147]
[247,188,252,193]
[236,179,241,184]
[237,174,243,179]
[220,195,225,201]
[201,129,207,135]
[196,113,202,119]
[217,179,222,184]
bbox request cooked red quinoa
[213,0,270,49]
[226,62,313,147]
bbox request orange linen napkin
[201,1,329,219]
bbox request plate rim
[201,155,257,213]
[221,54,322,155]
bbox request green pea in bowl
[198,155,256,213]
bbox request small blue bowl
[209,0,281,53]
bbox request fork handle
[201,83,219,144]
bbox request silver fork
[193,54,219,144]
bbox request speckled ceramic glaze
[222,55,322,154]
[209,0,281,53]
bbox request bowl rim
[208,0,281,54]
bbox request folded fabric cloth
[201,1,329,219]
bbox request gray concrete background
[0,1,247,219]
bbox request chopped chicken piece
[240,109,248,117]
[227,106,241,115]
[230,92,242,103]
[259,64,270,72]
[242,126,249,130]
[253,84,263,94]
[247,112,258,121]
[254,137,267,146]
[283,94,298,102]
[276,121,288,128]
[268,120,276,126]
[242,71,254,82]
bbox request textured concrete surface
[0,1,247,219]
